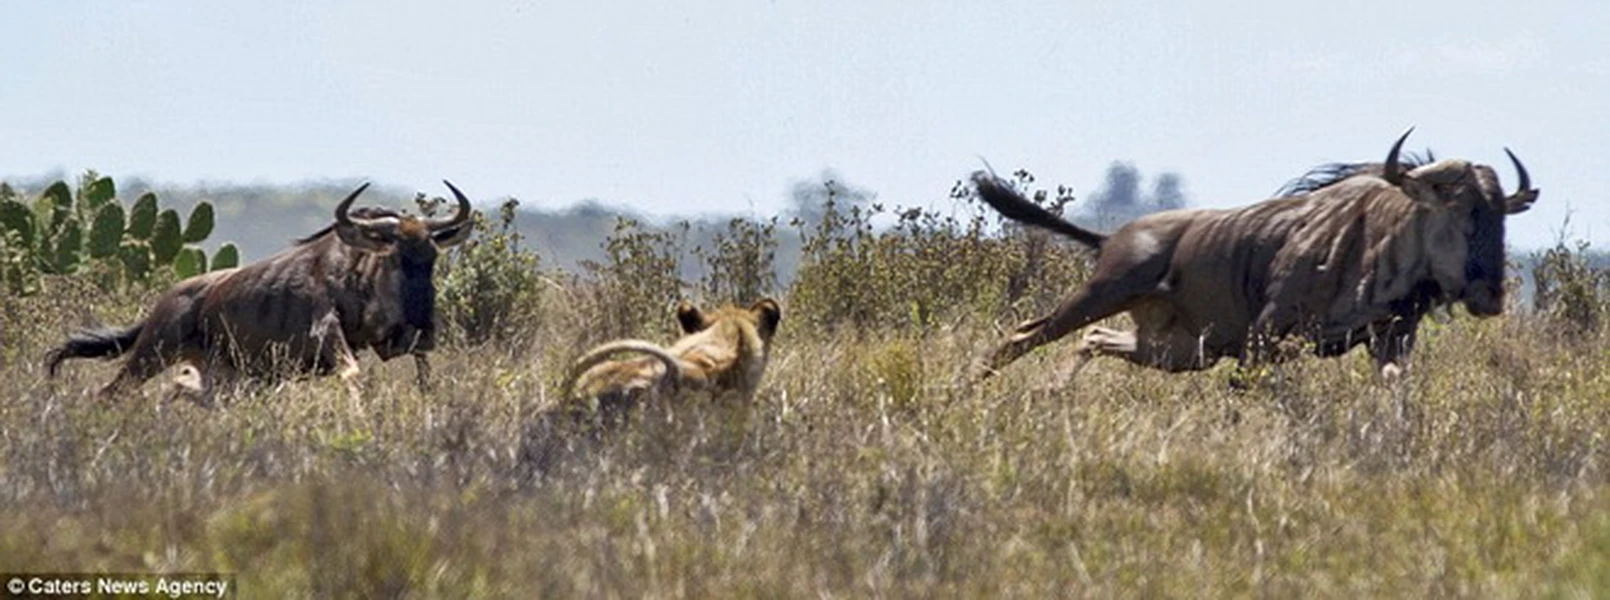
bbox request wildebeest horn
[1382,127,1414,186]
[1502,147,1540,214]
[432,180,473,230]
[1503,148,1531,194]
[334,182,373,227]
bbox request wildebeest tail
[972,171,1107,250]
[45,323,143,377]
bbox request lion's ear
[751,298,782,339]
[676,301,706,334]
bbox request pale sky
[3,1,1605,249]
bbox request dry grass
[5,270,1610,599]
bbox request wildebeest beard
[381,259,438,357]
[1462,170,1510,316]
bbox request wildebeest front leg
[1246,300,1303,368]
[412,352,432,392]
[311,310,364,398]
[1367,317,1420,380]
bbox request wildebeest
[974,130,1539,380]
[46,181,477,402]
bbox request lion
[518,298,783,479]
[560,298,783,425]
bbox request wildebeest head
[331,181,475,354]
[1378,130,1540,316]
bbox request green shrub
[1532,239,1609,338]
[427,194,546,347]
[787,173,1093,336]
[579,217,687,341]
[694,216,779,305]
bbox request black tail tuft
[46,324,143,377]
[971,171,1107,250]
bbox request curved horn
[1501,147,1540,214]
[1503,147,1531,194]
[432,180,473,230]
[1382,127,1414,186]
[334,182,373,226]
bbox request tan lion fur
[562,298,783,423]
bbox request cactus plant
[32,194,58,238]
[182,201,214,243]
[50,219,83,274]
[119,241,152,280]
[212,243,240,271]
[87,203,125,259]
[37,181,73,234]
[35,224,58,274]
[173,246,207,279]
[0,198,33,248]
[150,209,182,265]
[127,193,158,240]
[80,174,115,215]
[2,172,236,294]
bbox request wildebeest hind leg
[1035,327,1152,390]
[97,340,175,399]
[1083,325,1210,372]
[982,282,1140,377]
[1081,326,1138,356]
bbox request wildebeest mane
[1274,150,1436,198]
[294,206,409,244]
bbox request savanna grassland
[3,179,1610,598]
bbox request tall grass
[3,182,1608,598]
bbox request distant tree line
[1077,162,1187,231]
[3,164,1193,285]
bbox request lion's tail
[561,339,684,400]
